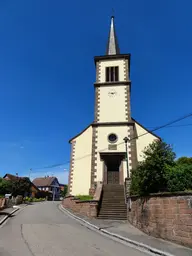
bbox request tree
[60,185,68,197]
[11,177,31,197]
[176,157,192,165]
[130,140,176,195]
[165,164,192,192]
[0,178,12,195]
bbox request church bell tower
[94,16,131,124]
[89,16,134,192]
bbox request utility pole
[29,168,32,180]
[53,187,55,201]
[51,185,59,201]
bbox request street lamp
[124,136,132,211]
[123,137,129,178]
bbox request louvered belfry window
[105,66,119,82]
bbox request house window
[106,66,119,82]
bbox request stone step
[101,205,126,208]
[99,211,127,215]
[103,193,124,195]
[100,206,126,209]
[101,203,126,206]
[103,187,124,192]
[102,197,125,202]
[103,190,124,193]
[99,210,127,214]
[98,185,127,220]
[97,216,127,220]
[101,201,126,205]
[102,197,124,199]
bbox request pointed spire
[106,16,120,55]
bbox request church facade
[68,17,159,196]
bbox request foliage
[76,195,93,201]
[130,140,176,196]
[11,177,31,197]
[24,197,46,202]
[176,157,192,165]
[165,164,192,192]
[0,178,12,195]
[60,185,68,197]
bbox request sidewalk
[61,206,192,256]
[0,204,27,225]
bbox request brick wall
[62,196,98,218]
[128,193,192,248]
[0,198,5,210]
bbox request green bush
[165,164,192,192]
[24,197,46,202]
[76,195,93,201]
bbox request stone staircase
[97,184,127,220]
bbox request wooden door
[107,170,119,184]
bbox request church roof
[106,16,120,55]
[69,119,161,143]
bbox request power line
[131,112,192,140]
[29,112,192,173]
[147,123,192,129]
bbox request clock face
[108,89,117,97]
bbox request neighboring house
[32,176,60,200]
[68,16,160,196]
[3,173,39,198]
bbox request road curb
[0,204,28,226]
[59,204,174,256]
[0,208,19,226]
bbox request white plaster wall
[136,122,158,162]
[98,85,127,122]
[95,125,131,182]
[71,126,92,195]
[99,59,126,82]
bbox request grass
[76,195,93,201]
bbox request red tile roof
[32,177,57,187]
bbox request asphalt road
[0,201,150,256]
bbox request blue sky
[0,0,191,183]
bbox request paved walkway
[0,207,15,223]
[0,201,153,256]
[0,204,27,225]
[63,207,192,256]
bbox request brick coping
[130,191,192,199]
[64,196,98,204]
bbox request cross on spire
[106,16,120,55]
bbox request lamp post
[123,137,129,178]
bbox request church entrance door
[101,153,125,185]
[107,158,120,184]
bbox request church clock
[108,89,117,97]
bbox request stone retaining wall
[0,198,5,210]
[127,192,192,248]
[62,196,98,218]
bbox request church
[68,17,159,196]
